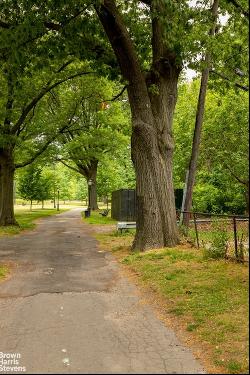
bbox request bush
[203,223,229,259]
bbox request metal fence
[178,211,249,262]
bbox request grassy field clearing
[0,202,112,237]
[0,207,69,236]
[96,230,249,374]
[14,200,86,210]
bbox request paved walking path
[0,209,205,374]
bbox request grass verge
[0,208,68,236]
[81,209,117,225]
[96,230,249,374]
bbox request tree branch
[57,159,82,174]
[210,70,249,91]
[0,5,90,30]
[56,59,74,73]
[94,0,143,83]
[18,94,82,167]
[94,0,152,122]
[15,123,70,169]
[44,5,90,30]
[11,69,95,135]
[225,0,249,18]
[3,73,15,129]
[107,85,128,101]
[100,85,128,103]
[15,97,80,169]
[75,160,89,176]
[224,164,248,186]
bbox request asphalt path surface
[0,208,205,374]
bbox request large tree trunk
[131,121,179,249]
[95,0,180,250]
[130,68,180,250]
[0,148,18,226]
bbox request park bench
[99,208,110,217]
[117,222,136,233]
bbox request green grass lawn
[0,208,68,236]
[81,209,117,225]
[97,231,249,374]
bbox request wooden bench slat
[117,222,136,232]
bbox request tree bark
[85,160,98,211]
[0,148,18,226]
[181,0,220,227]
[181,64,210,226]
[88,178,98,210]
[130,67,180,249]
[245,185,249,214]
[60,157,99,210]
[95,0,180,250]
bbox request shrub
[203,221,229,259]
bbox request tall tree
[173,81,248,215]
[180,0,220,226]
[1,0,246,250]
[54,76,130,210]
[0,57,92,225]
[18,165,52,210]
[93,0,242,249]
[200,89,249,212]
[0,1,94,225]
[94,0,182,249]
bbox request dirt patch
[88,224,116,234]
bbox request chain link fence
[178,211,249,262]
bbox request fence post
[193,212,200,248]
[233,216,238,260]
